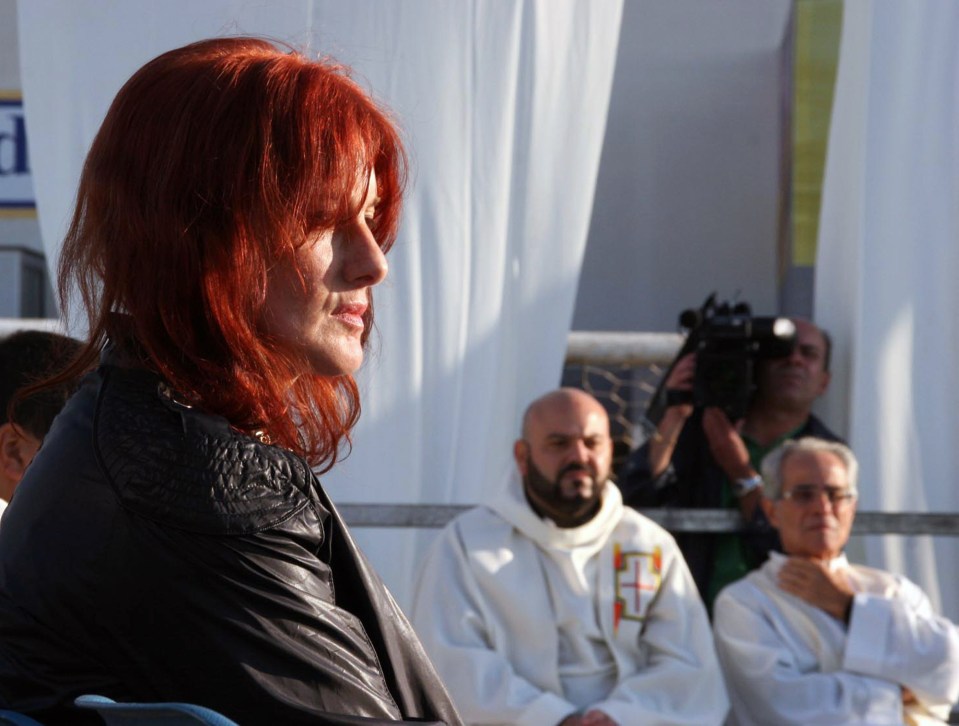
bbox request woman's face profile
[262,169,387,377]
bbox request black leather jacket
[0,359,462,725]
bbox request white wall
[575,0,793,333]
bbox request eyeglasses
[781,485,856,506]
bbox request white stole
[754,554,946,725]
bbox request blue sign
[0,97,35,212]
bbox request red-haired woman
[0,37,461,726]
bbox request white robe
[713,552,959,725]
[411,475,729,726]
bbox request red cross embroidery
[614,544,662,630]
[622,557,658,610]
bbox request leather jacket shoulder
[95,364,316,535]
[0,363,461,726]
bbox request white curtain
[816,0,959,621]
[17,0,624,608]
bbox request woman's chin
[304,346,364,377]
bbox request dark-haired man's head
[754,319,831,415]
[0,330,82,502]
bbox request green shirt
[704,424,805,612]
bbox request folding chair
[74,695,238,725]
[0,712,44,726]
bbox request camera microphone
[679,309,702,330]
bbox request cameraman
[618,318,842,613]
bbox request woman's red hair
[58,37,407,470]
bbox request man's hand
[648,354,696,477]
[558,710,618,726]
[701,407,752,481]
[662,352,696,419]
[700,407,767,518]
[581,710,617,726]
[777,557,854,622]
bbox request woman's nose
[344,222,388,286]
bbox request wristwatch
[732,474,763,498]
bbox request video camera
[646,294,797,423]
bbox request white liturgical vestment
[412,475,728,726]
[714,552,959,725]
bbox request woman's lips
[332,302,367,329]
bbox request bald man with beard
[412,388,728,726]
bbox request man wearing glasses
[712,437,959,725]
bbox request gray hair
[760,437,858,499]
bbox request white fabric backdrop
[17,0,624,608]
[816,0,959,621]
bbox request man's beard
[522,456,604,527]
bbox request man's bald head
[515,388,613,527]
[520,387,609,438]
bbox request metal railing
[339,330,959,538]
[338,503,959,536]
